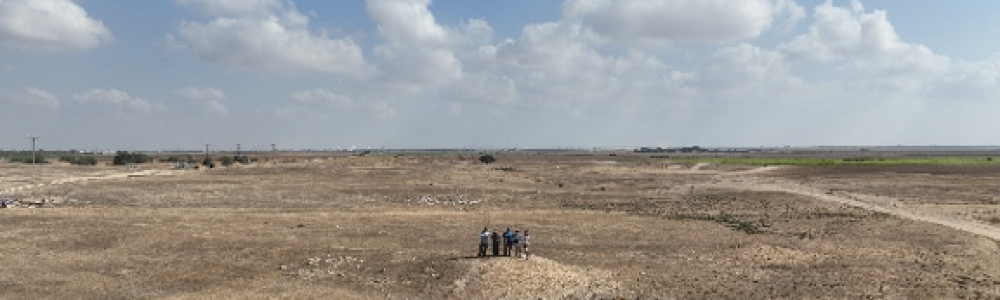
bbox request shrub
[60,156,98,165]
[75,156,98,165]
[233,155,254,164]
[113,151,151,165]
[10,155,47,164]
[161,156,182,163]
[479,155,496,164]
[219,156,234,166]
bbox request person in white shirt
[513,230,522,258]
[523,230,531,260]
[478,227,490,258]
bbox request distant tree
[12,154,47,164]
[479,154,496,164]
[60,155,97,165]
[75,156,98,165]
[161,155,182,163]
[219,156,234,166]
[113,151,151,165]
[233,155,254,164]
[202,156,214,166]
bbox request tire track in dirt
[709,168,1000,241]
[1,169,180,195]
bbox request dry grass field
[2,154,1000,299]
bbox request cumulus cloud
[74,89,165,114]
[1,87,60,109]
[177,87,230,116]
[779,0,949,93]
[367,0,450,46]
[701,44,800,96]
[175,1,372,76]
[0,0,113,52]
[563,0,804,44]
[781,0,911,61]
[477,22,679,111]
[365,0,486,91]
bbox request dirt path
[1,169,180,195]
[690,163,710,171]
[450,256,620,299]
[709,169,1000,241]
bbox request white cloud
[290,88,354,109]
[365,0,483,91]
[278,88,397,120]
[701,43,800,97]
[481,22,667,109]
[0,0,113,52]
[444,72,519,105]
[926,54,1000,103]
[177,87,230,116]
[367,0,449,46]
[563,0,804,44]
[780,0,941,63]
[74,89,165,114]
[175,0,282,17]
[1,87,60,109]
[779,0,949,93]
[178,86,225,101]
[175,2,372,76]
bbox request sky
[2,0,1000,150]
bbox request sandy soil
[2,155,999,299]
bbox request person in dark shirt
[491,228,501,256]
[502,227,513,256]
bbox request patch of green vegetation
[59,155,98,165]
[667,156,1000,166]
[6,156,48,164]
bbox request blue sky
[2,0,999,150]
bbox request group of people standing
[478,227,530,259]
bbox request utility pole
[26,134,39,165]
[25,134,39,182]
[204,144,211,158]
[236,143,241,157]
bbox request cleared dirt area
[2,154,1000,299]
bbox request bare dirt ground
[2,155,1000,299]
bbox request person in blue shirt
[502,227,513,256]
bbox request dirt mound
[448,256,621,299]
